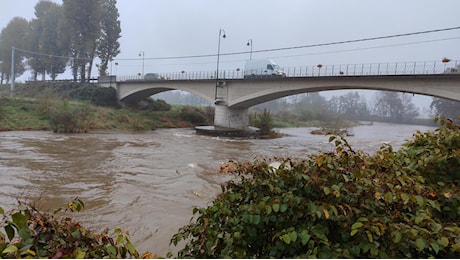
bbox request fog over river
[0,122,436,256]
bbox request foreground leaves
[0,198,144,259]
[171,117,460,258]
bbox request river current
[0,122,436,256]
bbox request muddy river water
[0,122,436,256]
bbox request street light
[139,51,145,77]
[10,46,15,97]
[115,62,118,75]
[215,28,226,100]
[246,39,253,60]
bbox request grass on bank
[0,82,218,132]
[0,97,203,132]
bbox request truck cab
[244,59,286,78]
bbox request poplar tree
[430,98,460,123]
[373,91,419,123]
[27,1,69,81]
[0,17,29,83]
[96,0,121,77]
[63,0,102,82]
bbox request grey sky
[114,0,460,74]
[2,0,460,112]
[3,0,459,74]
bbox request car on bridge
[244,59,286,78]
[445,64,460,73]
[144,73,162,80]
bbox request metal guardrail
[116,60,459,82]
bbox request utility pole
[215,28,226,101]
[10,47,15,98]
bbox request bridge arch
[116,80,216,106]
[108,73,460,129]
[226,75,460,108]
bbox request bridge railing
[283,60,459,77]
[115,60,459,82]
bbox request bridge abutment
[214,105,249,129]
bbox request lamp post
[215,28,226,100]
[139,51,145,77]
[10,47,15,97]
[115,62,118,75]
[246,39,253,60]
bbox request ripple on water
[0,124,437,256]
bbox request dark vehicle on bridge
[144,73,161,80]
[444,64,460,73]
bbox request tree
[373,91,419,123]
[430,97,460,123]
[328,91,369,121]
[294,92,331,121]
[96,0,121,77]
[0,17,29,83]
[63,0,102,82]
[26,1,69,81]
[250,109,275,136]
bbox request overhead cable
[115,26,460,61]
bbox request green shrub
[171,118,460,258]
[90,87,120,108]
[179,106,209,125]
[136,98,171,111]
[250,109,274,135]
[20,82,120,108]
[49,100,94,133]
[0,198,144,258]
[401,117,460,223]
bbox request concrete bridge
[100,61,460,129]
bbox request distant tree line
[252,90,459,125]
[154,90,212,107]
[0,0,121,83]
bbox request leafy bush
[136,98,171,111]
[0,198,144,258]
[171,118,460,258]
[66,84,119,108]
[250,109,274,135]
[49,100,95,133]
[401,117,460,223]
[21,82,120,108]
[179,106,210,125]
[90,87,120,108]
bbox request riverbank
[0,97,205,132]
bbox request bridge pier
[214,105,249,129]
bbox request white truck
[243,59,286,78]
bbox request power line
[132,36,460,67]
[115,26,460,61]
[12,47,91,61]
[11,26,460,62]
[247,26,460,55]
[270,36,460,60]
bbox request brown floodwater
[0,122,436,256]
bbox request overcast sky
[2,0,460,112]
